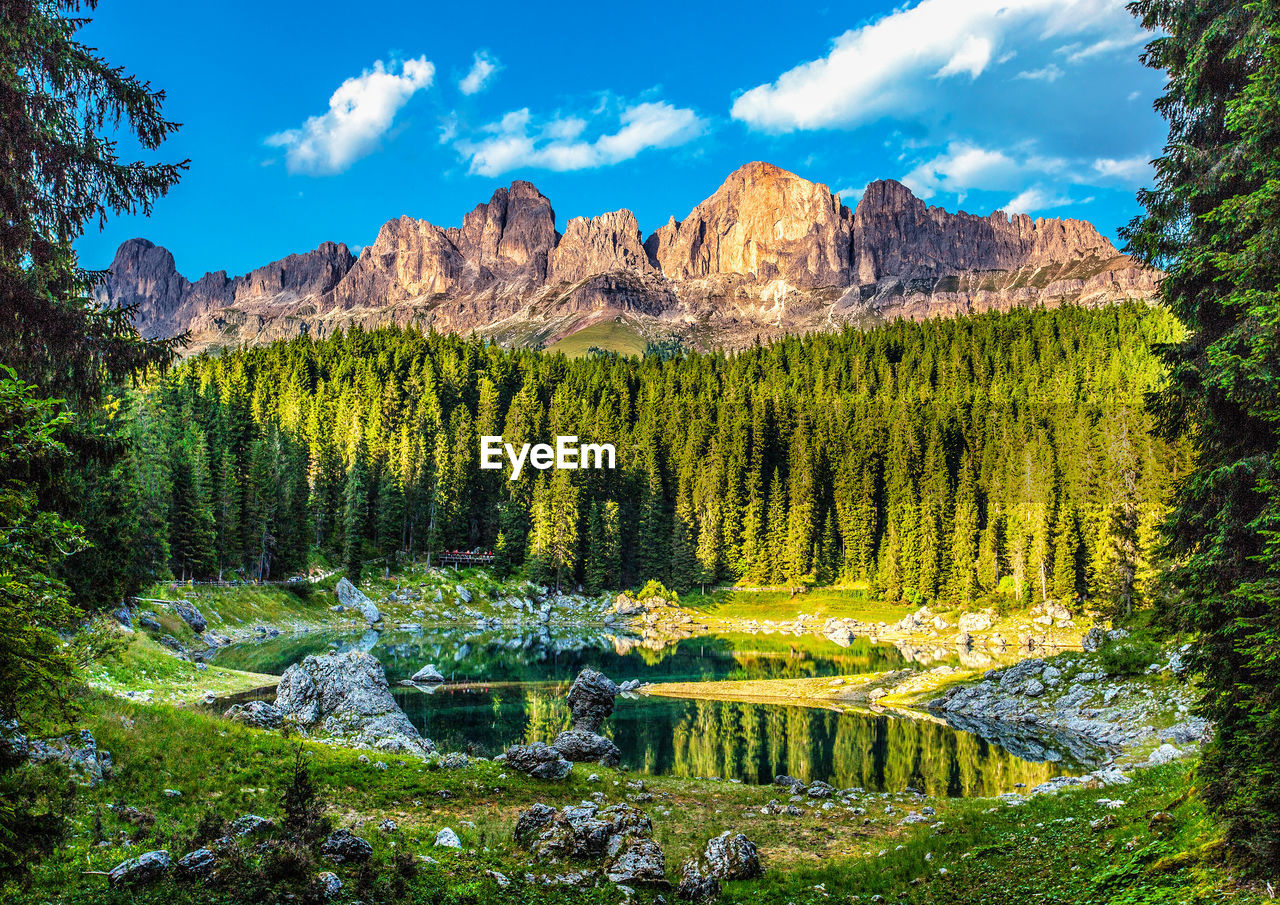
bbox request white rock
[1146,743,1184,766]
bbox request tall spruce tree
[1124,0,1280,869]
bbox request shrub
[635,580,678,604]
[1098,636,1163,677]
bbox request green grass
[7,695,1263,905]
[685,587,916,625]
[85,633,279,703]
[134,583,345,642]
[547,321,648,358]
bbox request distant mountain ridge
[96,161,1158,353]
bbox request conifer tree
[670,502,701,591]
[1051,503,1079,602]
[950,456,979,605]
[1123,0,1280,866]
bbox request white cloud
[936,35,994,79]
[1060,30,1147,63]
[902,142,1021,199]
[1093,154,1150,183]
[898,138,1148,215]
[730,0,1135,133]
[1002,186,1076,214]
[1016,64,1064,82]
[268,56,434,174]
[459,51,499,95]
[836,185,865,203]
[457,101,705,176]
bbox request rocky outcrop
[550,210,652,283]
[701,831,763,880]
[514,802,667,888]
[223,700,283,730]
[566,668,620,733]
[20,728,113,786]
[851,179,1118,283]
[108,850,171,887]
[174,601,206,633]
[335,578,380,624]
[646,162,853,289]
[97,238,353,340]
[552,727,621,768]
[176,848,216,878]
[320,829,373,863]
[450,181,558,284]
[541,668,623,767]
[502,742,573,780]
[930,650,1209,758]
[274,651,434,757]
[677,858,721,902]
[100,163,1158,353]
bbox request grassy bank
[84,632,279,704]
[5,695,1263,905]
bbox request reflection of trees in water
[664,701,1065,794]
[726,640,915,682]
[521,685,572,745]
[214,629,923,691]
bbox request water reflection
[209,626,1095,794]
[212,626,921,687]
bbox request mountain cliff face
[97,162,1158,353]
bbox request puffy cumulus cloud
[459,51,499,95]
[902,142,1063,200]
[901,139,1145,214]
[456,101,705,176]
[1002,186,1079,214]
[730,0,1137,133]
[268,56,434,174]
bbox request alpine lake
[208,622,1105,798]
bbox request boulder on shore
[275,651,434,758]
[336,578,381,624]
[957,612,994,633]
[223,700,283,730]
[553,728,621,767]
[502,742,573,780]
[174,601,207,633]
[567,668,620,733]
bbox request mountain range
[95,161,1158,354]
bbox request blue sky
[77,0,1167,278]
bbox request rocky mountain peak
[851,178,1119,283]
[644,161,853,289]
[450,181,558,283]
[97,161,1155,353]
[550,209,652,284]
